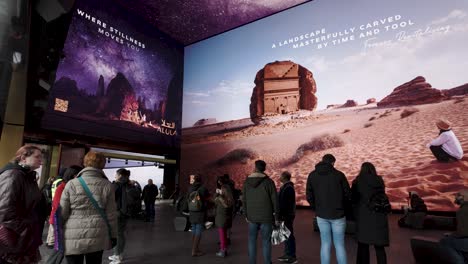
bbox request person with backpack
[306,154,351,264]
[188,174,210,257]
[142,179,158,222]
[108,168,137,263]
[214,183,234,257]
[46,165,83,264]
[351,162,389,264]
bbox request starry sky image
[54,0,183,110]
[114,0,310,45]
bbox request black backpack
[367,191,391,214]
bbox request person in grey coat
[351,162,389,264]
[60,151,117,264]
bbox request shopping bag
[271,221,291,245]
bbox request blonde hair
[83,151,106,169]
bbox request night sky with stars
[54,0,183,110]
[114,0,310,45]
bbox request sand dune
[181,97,468,211]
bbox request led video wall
[181,0,468,211]
[42,0,184,148]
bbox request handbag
[271,221,291,245]
[78,177,113,246]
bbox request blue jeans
[191,223,204,236]
[145,201,155,221]
[248,222,273,264]
[440,236,468,264]
[316,217,347,264]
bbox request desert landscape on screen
[181,69,468,211]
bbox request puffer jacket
[60,167,117,255]
[0,163,43,262]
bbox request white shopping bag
[271,221,291,245]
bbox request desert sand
[180,97,468,211]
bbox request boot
[191,235,204,257]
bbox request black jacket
[188,183,210,224]
[279,181,296,220]
[352,174,389,246]
[306,162,351,219]
[242,172,279,224]
[142,184,158,203]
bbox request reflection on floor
[40,201,446,263]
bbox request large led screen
[42,0,183,148]
[181,0,468,211]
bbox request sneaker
[110,261,121,264]
[284,257,298,264]
[278,255,290,262]
[108,255,122,261]
[215,249,226,257]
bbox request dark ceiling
[114,0,311,45]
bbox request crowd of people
[0,117,465,264]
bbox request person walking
[0,145,44,264]
[142,179,158,222]
[351,162,389,264]
[306,154,351,264]
[60,151,117,264]
[108,168,136,263]
[277,171,297,264]
[242,160,279,264]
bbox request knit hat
[436,119,451,130]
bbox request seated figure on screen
[427,119,463,162]
[439,190,468,263]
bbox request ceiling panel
[115,0,311,45]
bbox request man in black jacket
[440,190,468,263]
[243,160,279,264]
[278,171,297,264]
[306,154,351,264]
[142,179,158,222]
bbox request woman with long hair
[351,162,389,264]
[214,183,234,257]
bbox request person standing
[242,160,279,264]
[214,184,234,257]
[440,190,468,263]
[277,171,297,264]
[306,154,351,264]
[188,174,210,257]
[60,151,117,264]
[108,168,135,263]
[352,162,389,264]
[427,119,463,162]
[142,179,158,222]
[0,145,44,264]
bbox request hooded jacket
[60,167,117,255]
[306,162,351,219]
[242,172,279,224]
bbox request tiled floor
[40,201,446,263]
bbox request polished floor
[40,201,446,263]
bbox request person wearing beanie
[427,119,463,162]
